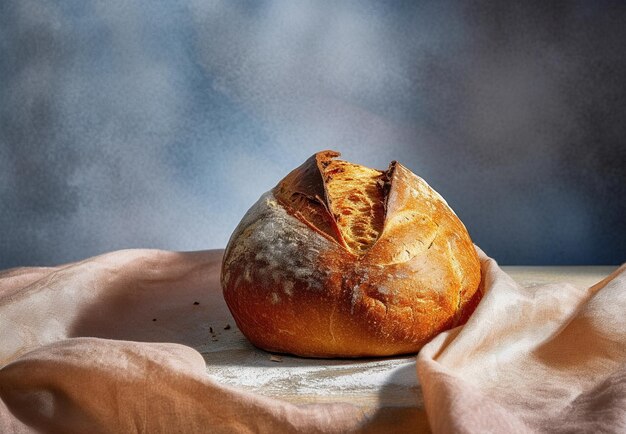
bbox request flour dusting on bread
[223,192,332,298]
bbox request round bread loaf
[221,151,482,357]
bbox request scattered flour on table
[203,348,418,397]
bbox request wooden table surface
[201,266,617,426]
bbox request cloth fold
[418,252,626,433]
[0,248,624,433]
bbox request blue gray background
[1,0,625,268]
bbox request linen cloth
[0,248,624,433]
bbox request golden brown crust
[221,151,481,358]
[273,150,347,248]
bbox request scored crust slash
[220,150,482,358]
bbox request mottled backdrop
[1,0,625,267]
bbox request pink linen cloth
[0,248,624,433]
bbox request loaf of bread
[221,151,482,357]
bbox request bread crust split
[221,151,482,358]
